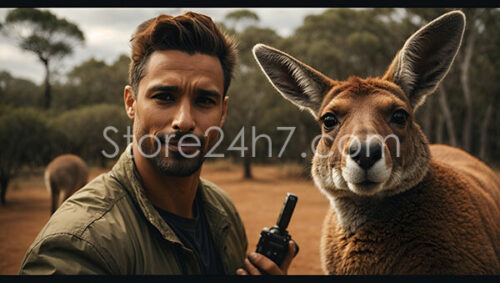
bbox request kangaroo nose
[349,141,382,170]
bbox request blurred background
[0,8,498,275]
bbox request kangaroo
[44,154,88,215]
[253,11,500,274]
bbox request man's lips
[166,139,201,153]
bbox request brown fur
[313,77,500,275]
[45,154,89,214]
[321,145,500,274]
[312,77,431,199]
[252,11,500,274]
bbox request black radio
[255,193,299,267]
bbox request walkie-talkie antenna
[276,193,298,230]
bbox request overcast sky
[0,8,328,84]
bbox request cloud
[85,27,130,58]
[249,8,328,36]
[0,42,44,83]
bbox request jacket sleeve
[234,209,248,255]
[19,233,116,275]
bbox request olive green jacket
[19,145,248,274]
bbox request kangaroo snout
[342,137,391,196]
[348,140,383,170]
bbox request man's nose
[172,98,195,132]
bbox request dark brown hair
[129,11,238,96]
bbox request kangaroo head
[253,11,465,198]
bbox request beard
[138,132,207,177]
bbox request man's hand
[236,241,296,275]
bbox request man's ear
[382,10,466,110]
[124,85,136,120]
[219,96,229,128]
[252,44,334,118]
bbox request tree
[284,8,405,80]
[222,10,281,179]
[0,108,53,205]
[53,54,129,110]
[474,8,500,162]
[225,9,259,32]
[50,104,130,167]
[0,71,43,108]
[406,8,500,165]
[3,8,85,109]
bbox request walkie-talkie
[256,193,299,267]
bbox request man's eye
[153,93,175,102]
[197,97,215,105]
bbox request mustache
[156,132,205,145]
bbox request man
[19,11,295,275]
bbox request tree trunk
[243,154,252,179]
[43,59,51,109]
[297,122,307,162]
[241,90,265,180]
[479,103,493,161]
[242,125,253,179]
[437,86,458,147]
[435,113,444,144]
[297,121,311,178]
[0,177,9,205]
[421,94,434,141]
[460,9,481,152]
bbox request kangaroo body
[253,11,500,274]
[44,154,88,214]
[322,145,500,274]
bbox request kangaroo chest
[321,177,500,274]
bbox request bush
[0,71,43,108]
[50,103,131,166]
[0,107,54,204]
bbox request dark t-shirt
[155,190,224,274]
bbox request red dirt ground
[0,163,329,275]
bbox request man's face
[125,50,228,176]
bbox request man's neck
[132,142,200,219]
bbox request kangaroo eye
[321,113,339,131]
[391,109,408,125]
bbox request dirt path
[0,167,110,275]
[201,163,329,275]
[0,163,328,275]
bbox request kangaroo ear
[383,10,465,110]
[252,44,334,117]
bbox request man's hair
[129,11,237,96]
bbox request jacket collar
[110,144,230,246]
